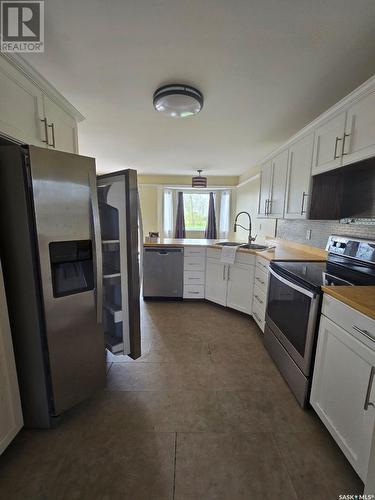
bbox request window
[183,192,210,231]
[219,190,230,238]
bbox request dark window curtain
[175,192,186,238]
[205,192,217,239]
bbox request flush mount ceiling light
[192,170,207,188]
[153,84,203,118]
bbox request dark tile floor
[0,300,363,499]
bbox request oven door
[266,267,320,375]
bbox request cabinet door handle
[253,311,261,322]
[364,366,375,411]
[342,133,350,156]
[222,266,226,281]
[40,118,48,144]
[352,325,375,342]
[264,199,268,216]
[254,294,263,304]
[227,266,230,280]
[267,199,272,216]
[334,136,342,159]
[48,122,56,148]
[301,191,309,215]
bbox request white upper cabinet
[311,111,347,175]
[284,133,314,219]
[343,89,375,166]
[268,149,288,218]
[0,55,82,153]
[43,96,78,154]
[258,161,272,217]
[0,261,23,455]
[0,56,45,146]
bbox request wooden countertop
[144,237,328,261]
[144,238,226,247]
[322,286,375,321]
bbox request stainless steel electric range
[264,235,375,407]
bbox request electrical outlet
[306,229,311,240]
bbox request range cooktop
[270,235,375,293]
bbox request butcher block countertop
[144,237,328,262]
[322,286,375,321]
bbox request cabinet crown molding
[259,73,375,166]
[1,54,85,122]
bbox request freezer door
[28,146,105,416]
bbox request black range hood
[309,156,375,220]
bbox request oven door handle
[269,267,316,299]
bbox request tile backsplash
[276,219,375,249]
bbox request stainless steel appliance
[0,145,105,428]
[97,171,142,357]
[143,247,184,299]
[265,235,375,407]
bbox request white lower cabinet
[226,263,254,315]
[205,252,255,315]
[0,261,23,454]
[310,299,375,481]
[205,258,228,306]
[183,247,206,299]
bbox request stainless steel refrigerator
[97,170,141,359]
[0,145,105,428]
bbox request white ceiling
[25,0,375,175]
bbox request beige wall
[138,185,160,236]
[138,174,239,186]
[233,176,277,244]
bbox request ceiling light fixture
[192,170,207,188]
[153,84,203,118]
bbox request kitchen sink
[215,242,243,246]
[215,242,271,250]
[239,243,270,250]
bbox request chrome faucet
[233,211,257,245]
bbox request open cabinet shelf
[97,171,141,359]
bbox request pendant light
[153,84,203,118]
[192,170,207,188]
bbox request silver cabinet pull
[301,191,309,215]
[334,136,342,159]
[254,294,263,304]
[40,118,48,144]
[264,199,268,216]
[352,325,375,342]
[227,266,230,280]
[342,133,350,156]
[222,265,226,281]
[253,311,261,322]
[189,291,200,295]
[48,122,56,148]
[267,199,272,216]
[364,366,375,410]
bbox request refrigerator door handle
[88,169,103,324]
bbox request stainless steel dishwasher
[143,247,184,299]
